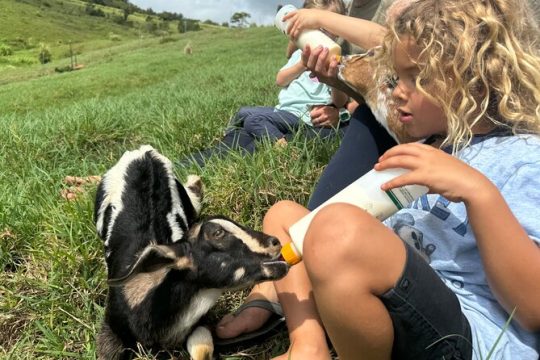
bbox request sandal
[213,299,286,348]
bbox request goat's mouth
[262,253,289,267]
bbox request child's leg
[264,201,332,360]
[243,109,300,141]
[215,201,307,341]
[304,203,472,360]
[216,200,331,359]
[227,106,275,128]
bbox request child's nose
[391,82,407,102]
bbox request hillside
[0,0,204,71]
[0,0,139,44]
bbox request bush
[0,43,13,56]
[54,65,73,73]
[178,19,201,33]
[85,4,105,17]
[38,43,52,64]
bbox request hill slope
[0,0,139,45]
[0,0,199,70]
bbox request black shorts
[380,242,473,360]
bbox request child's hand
[310,105,339,128]
[375,143,496,204]
[283,9,324,40]
[301,45,340,87]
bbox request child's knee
[303,204,391,273]
[242,116,261,134]
[263,200,308,241]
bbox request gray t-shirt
[384,134,540,359]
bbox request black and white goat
[94,145,288,360]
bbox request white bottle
[275,4,342,62]
[281,168,428,265]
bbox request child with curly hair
[217,0,540,359]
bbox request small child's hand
[283,9,325,40]
[375,143,497,204]
[301,45,340,87]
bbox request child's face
[391,36,447,139]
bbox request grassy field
[0,0,191,72]
[0,24,341,359]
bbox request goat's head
[338,48,421,144]
[186,216,288,289]
[107,216,288,291]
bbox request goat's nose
[269,236,281,247]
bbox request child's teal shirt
[274,50,335,125]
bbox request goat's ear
[108,244,193,287]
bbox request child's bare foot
[216,283,278,340]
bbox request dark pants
[307,104,398,210]
[240,106,301,141]
[382,243,473,359]
[179,106,348,167]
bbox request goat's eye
[386,74,398,89]
[213,229,224,238]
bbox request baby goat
[94,145,288,360]
[338,47,419,144]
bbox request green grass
[0,25,341,359]
[0,0,139,45]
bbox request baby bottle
[281,168,429,265]
[275,4,342,62]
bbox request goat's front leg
[186,326,213,360]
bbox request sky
[129,0,306,25]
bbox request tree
[123,4,135,22]
[230,12,251,28]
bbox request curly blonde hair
[303,0,346,14]
[378,0,540,150]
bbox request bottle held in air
[275,4,342,62]
[281,168,429,266]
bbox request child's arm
[376,143,540,331]
[465,172,540,331]
[283,9,386,51]
[275,60,306,88]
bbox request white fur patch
[209,219,271,255]
[262,266,273,278]
[372,88,398,141]
[96,146,154,246]
[233,268,245,281]
[148,150,190,243]
[185,174,203,215]
[186,326,213,360]
[163,289,222,345]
